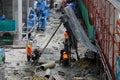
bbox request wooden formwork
[82,0,120,80]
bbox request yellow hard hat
[27,45,31,48]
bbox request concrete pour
[0,8,100,80]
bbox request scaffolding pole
[81,0,120,79]
[18,0,22,40]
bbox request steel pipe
[40,61,55,70]
[44,69,51,78]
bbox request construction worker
[64,31,69,41]
[60,50,69,66]
[28,32,31,40]
[26,44,32,62]
[60,49,64,63]
[64,31,69,52]
[31,49,40,62]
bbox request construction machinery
[35,0,49,31]
[31,5,97,67]
[60,6,97,66]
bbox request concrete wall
[0,0,35,21]
[1,0,13,19]
[0,0,3,16]
[22,0,27,23]
[14,0,34,23]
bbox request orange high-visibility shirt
[26,47,32,56]
[64,31,69,39]
[63,53,68,59]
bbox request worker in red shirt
[26,44,32,62]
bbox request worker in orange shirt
[26,44,32,62]
[64,30,69,52]
[64,31,69,41]
[60,50,69,66]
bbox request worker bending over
[60,49,69,66]
[26,44,32,62]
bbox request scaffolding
[81,0,120,80]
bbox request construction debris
[75,58,94,69]
[25,76,47,80]
[44,69,51,78]
[73,77,84,80]
[40,61,56,70]
[50,74,65,80]
[72,76,97,80]
[58,71,65,76]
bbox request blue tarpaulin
[0,15,6,20]
[27,8,36,29]
[35,0,49,30]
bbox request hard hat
[63,52,66,54]
[28,45,31,48]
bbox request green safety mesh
[0,20,16,31]
[78,0,94,42]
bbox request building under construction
[0,0,120,80]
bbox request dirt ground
[0,9,100,80]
